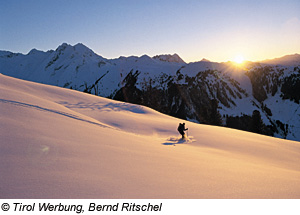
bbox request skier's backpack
[177,123,183,132]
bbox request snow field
[1,74,300,198]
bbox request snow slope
[1,74,300,198]
[1,43,299,141]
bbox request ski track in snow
[163,136,196,145]
[58,101,148,114]
[0,99,112,129]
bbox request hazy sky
[1,0,300,62]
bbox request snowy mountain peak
[153,53,185,63]
[73,43,95,54]
[55,42,72,52]
[53,42,104,60]
[200,58,210,62]
[140,54,153,61]
[27,48,43,55]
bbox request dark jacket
[177,123,187,133]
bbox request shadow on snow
[0,99,112,129]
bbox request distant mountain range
[1,43,299,141]
[260,54,300,66]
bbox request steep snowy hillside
[0,43,299,141]
[1,74,300,198]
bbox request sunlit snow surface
[1,74,300,198]
[1,45,299,141]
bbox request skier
[177,123,188,139]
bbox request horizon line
[1,42,299,64]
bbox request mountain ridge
[153,53,186,63]
[2,42,298,65]
[260,53,300,66]
[1,43,299,141]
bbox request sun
[233,55,245,64]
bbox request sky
[1,0,300,63]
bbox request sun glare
[233,55,245,64]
